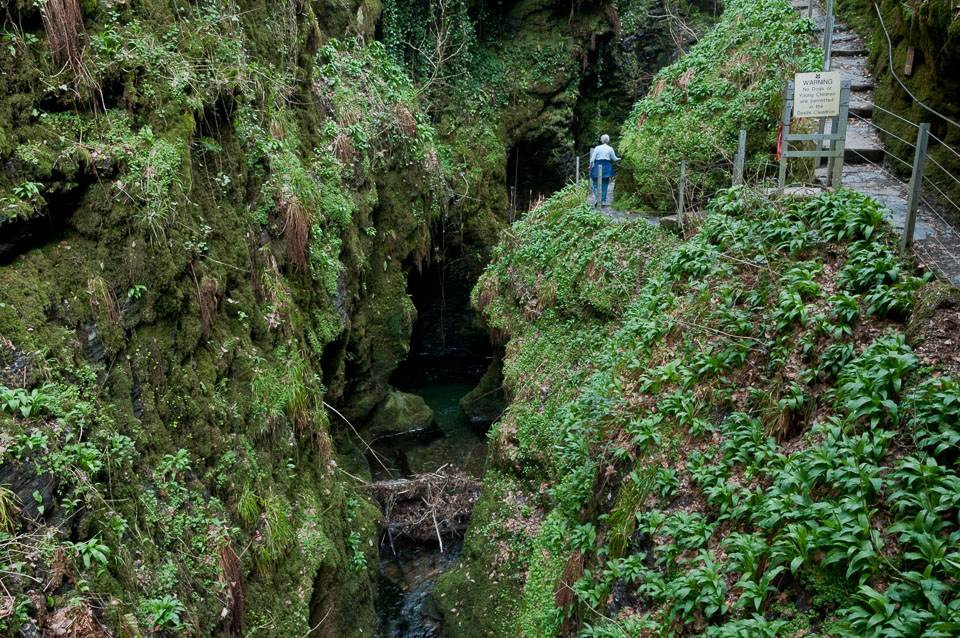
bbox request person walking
[589,134,619,209]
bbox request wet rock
[0,338,33,387]
[363,388,436,441]
[459,355,506,428]
[659,211,706,235]
[83,322,105,366]
[0,461,58,524]
[17,619,37,638]
[130,373,144,420]
[120,296,142,329]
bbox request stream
[373,379,488,637]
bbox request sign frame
[793,71,843,118]
[778,78,851,191]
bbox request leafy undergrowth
[617,0,820,210]
[465,186,960,636]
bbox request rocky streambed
[363,375,496,636]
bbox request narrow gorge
[2,0,959,637]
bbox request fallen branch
[360,468,481,545]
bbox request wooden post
[814,1,834,172]
[576,156,580,186]
[826,80,851,188]
[823,0,835,72]
[807,0,814,18]
[778,81,794,192]
[734,129,747,186]
[901,123,931,252]
[678,159,686,217]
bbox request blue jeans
[593,177,610,206]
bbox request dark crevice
[0,182,89,265]
[505,137,568,212]
[391,255,490,390]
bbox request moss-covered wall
[0,0,441,635]
[835,0,960,209]
[616,0,819,211]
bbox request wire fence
[851,110,960,218]
[565,147,785,217]
[558,115,960,283]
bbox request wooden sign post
[778,74,850,191]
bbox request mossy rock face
[0,0,448,632]
[459,353,506,428]
[430,474,526,637]
[362,387,436,440]
[905,282,960,347]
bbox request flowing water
[374,381,488,637]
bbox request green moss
[362,388,435,439]
[459,351,506,426]
[617,0,819,210]
[431,473,528,637]
[905,281,960,347]
[467,182,960,634]
[0,0,448,634]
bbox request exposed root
[45,602,111,638]
[198,274,219,337]
[413,221,431,272]
[636,79,666,130]
[557,549,585,635]
[218,541,244,637]
[603,4,621,37]
[86,275,121,326]
[280,197,310,274]
[40,0,98,97]
[333,132,355,165]
[395,104,418,138]
[360,468,481,545]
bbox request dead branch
[360,469,481,545]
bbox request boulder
[362,387,435,441]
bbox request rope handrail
[875,2,960,131]
[918,228,960,272]
[869,101,922,129]
[842,113,960,205]
[880,146,913,171]
[922,175,960,216]
[842,146,960,282]
[847,146,960,230]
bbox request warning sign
[793,71,842,118]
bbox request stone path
[587,180,665,227]
[586,178,616,209]
[790,0,960,285]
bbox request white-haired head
[601,134,610,144]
